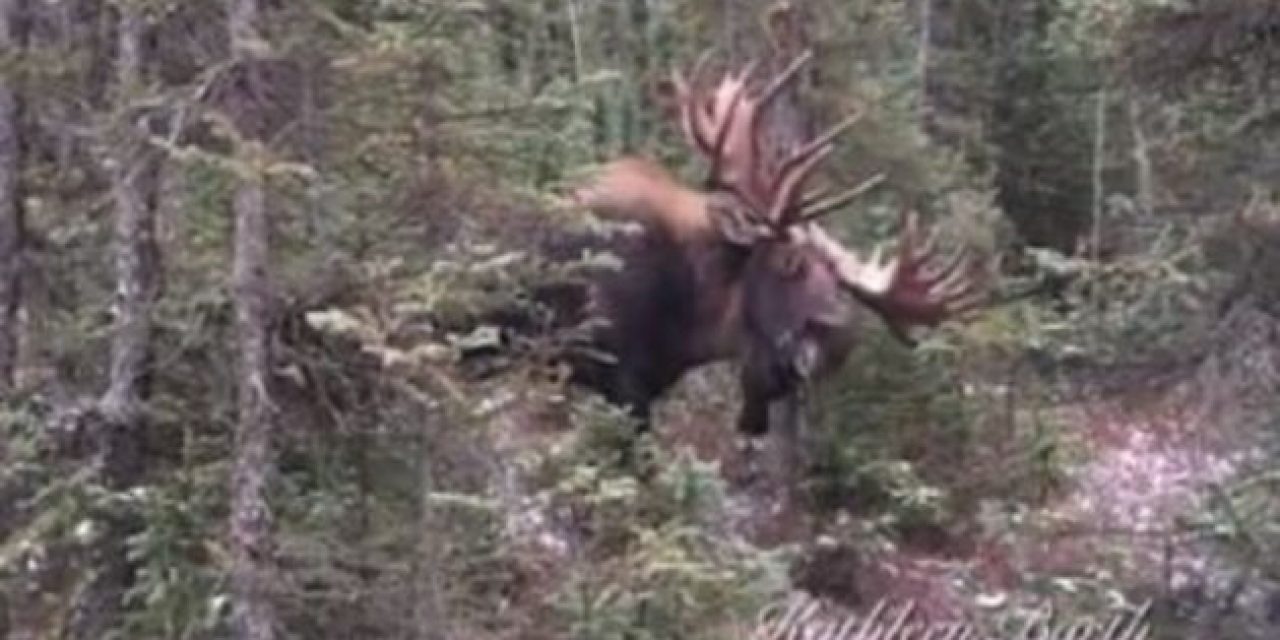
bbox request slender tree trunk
[231,176,275,640]
[68,5,162,635]
[412,412,447,640]
[0,0,27,394]
[230,161,277,640]
[228,1,279,638]
[102,3,161,422]
[1129,96,1153,216]
[1090,87,1107,262]
[918,0,933,128]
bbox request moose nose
[771,328,821,382]
[790,337,821,381]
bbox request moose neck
[680,235,752,366]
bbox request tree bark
[102,4,161,422]
[918,0,933,128]
[1090,87,1108,262]
[0,0,27,395]
[412,411,447,640]
[67,5,162,636]
[231,176,275,640]
[228,1,279,638]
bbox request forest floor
[490,309,1278,635]
[662,348,1274,627]
[845,390,1257,617]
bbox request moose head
[569,51,984,436]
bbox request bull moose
[520,51,984,436]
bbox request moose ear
[708,197,771,247]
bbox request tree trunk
[102,3,161,422]
[1090,87,1108,262]
[228,1,279,638]
[918,0,933,128]
[67,5,162,635]
[0,0,27,394]
[412,411,447,640]
[231,176,275,640]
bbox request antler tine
[769,108,864,227]
[942,257,989,309]
[898,211,936,261]
[903,212,987,311]
[689,47,715,84]
[670,49,864,228]
[947,284,988,316]
[807,207,987,342]
[743,51,814,217]
[768,143,835,225]
[706,63,756,184]
[926,247,972,287]
[775,109,864,187]
[932,267,985,316]
[795,173,886,224]
[671,48,720,155]
[756,50,813,113]
[671,71,710,154]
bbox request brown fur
[573,158,712,243]
[562,163,749,423]
[557,157,860,435]
[544,52,984,437]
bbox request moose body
[520,52,983,436]
[549,159,858,434]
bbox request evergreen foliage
[0,1,1277,638]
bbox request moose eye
[771,248,807,279]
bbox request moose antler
[808,213,985,343]
[670,51,838,228]
[671,51,986,338]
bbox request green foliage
[121,467,230,640]
[540,400,789,640]
[5,0,1279,638]
[1039,234,1215,364]
[806,329,966,522]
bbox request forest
[0,0,1278,638]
